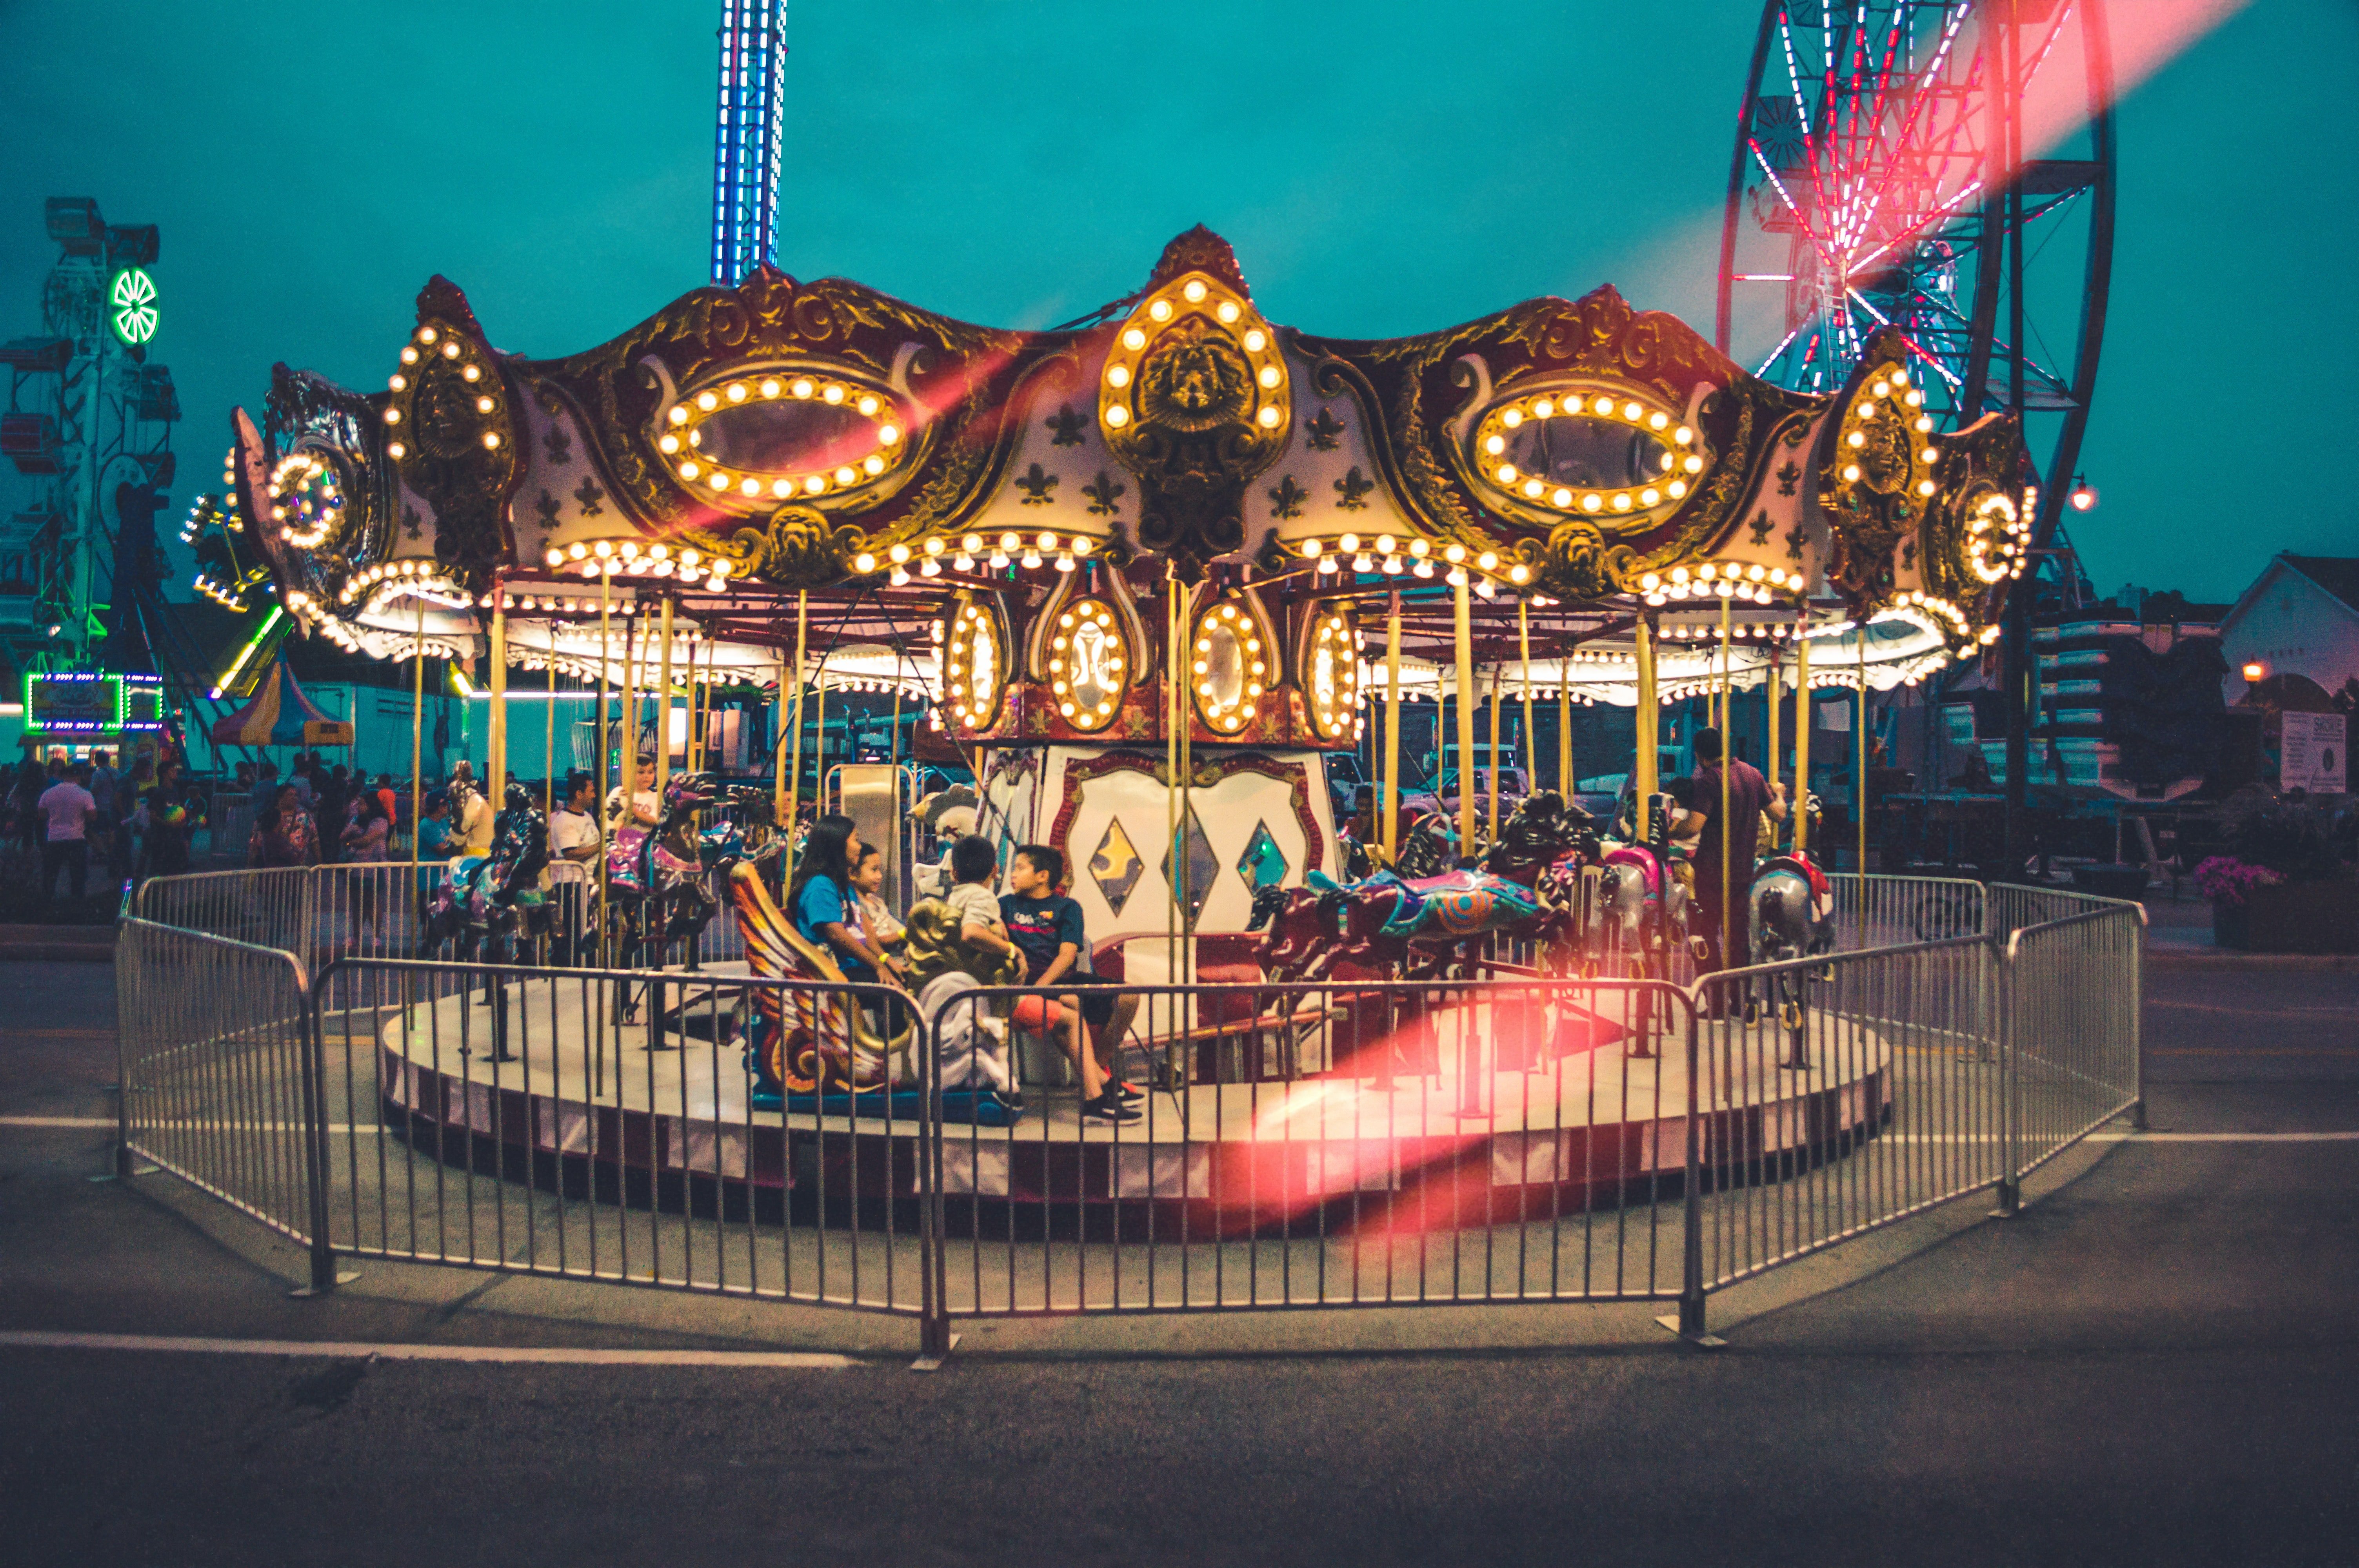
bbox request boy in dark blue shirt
[1000,843,1140,1124]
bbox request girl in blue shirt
[788,818,903,985]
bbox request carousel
[220,224,2032,1214]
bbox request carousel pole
[409,599,425,860]
[1165,573,1181,989]
[1383,589,1403,858]
[656,596,676,800]
[1559,635,1573,797]
[618,601,638,825]
[1487,661,1502,845]
[487,593,508,798]
[812,661,829,816]
[596,571,613,975]
[1857,677,1870,913]
[1518,599,1534,807]
[1765,647,1783,852]
[783,591,808,887]
[1452,569,1477,857]
[1717,593,1734,970]
[544,661,558,815]
[1177,581,1195,984]
[1792,612,1812,856]
[1634,614,1660,840]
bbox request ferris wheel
[1716,0,2115,534]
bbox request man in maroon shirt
[1677,727,1786,975]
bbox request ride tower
[709,0,788,287]
[0,196,178,679]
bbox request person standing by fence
[250,783,319,869]
[36,761,96,902]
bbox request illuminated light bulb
[659,434,680,454]
[388,373,408,392]
[441,341,461,359]
[1623,401,1643,421]
[619,540,640,558]
[988,549,1009,568]
[1477,551,1498,570]
[1501,408,1523,430]
[1524,479,1544,498]
[593,540,613,557]
[1374,535,1395,554]
[953,553,974,571]
[1496,463,1518,485]
[771,478,793,497]
[1148,299,1173,322]
[1848,430,1867,448]
[475,395,494,414]
[1122,328,1147,351]
[383,407,402,425]
[1550,487,1573,508]
[890,567,910,586]
[1920,447,1940,464]
[1674,426,1694,445]
[740,477,761,496]
[1216,300,1239,323]
[760,378,781,397]
[568,542,589,560]
[863,454,886,476]
[1021,548,1043,568]
[1667,480,1688,499]
[1000,532,1021,550]
[1254,364,1283,391]
[1842,464,1862,483]
[1353,554,1375,573]
[1444,543,1466,564]
[1640,487,1660,506]
[680,548,699,568]
[400,346,420,365]
[1917,479,1937,497]
[1747,564,1766,582]
[1533,398,1556,419]
[1105,405,1129,427]
[1257,406,1281,428]
[1381,556,1403,575]
[1587,396,1611,416]
[708,471,730,490]
[1612,493,1632,512]
[1316,556,1337,575]
[1339,532,1360,554]
[820,385,845,406]
[1412,559,1434,579]
[829,466,854,486]
[387,441,405,459]
[1871,381,1891,399]
[483,432,502,450]
[726,383,747,403]
[1906,389,1925,407]
[788,379,815,400]
[1243,329,1267,352]
[1447,568,1468,586]
[1697,563,1717,581]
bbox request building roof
[2282,556,2359,616]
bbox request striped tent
[208,661,354,748]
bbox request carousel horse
[1745,846,1835,1064]
[422,782,551,962]
[602,772,734,964]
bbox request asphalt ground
[2,957,2356,1565]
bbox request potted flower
[2198,799,2358,954]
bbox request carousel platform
[375,968,1894,1221]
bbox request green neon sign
[109,267,158,346]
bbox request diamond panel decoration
[1160,806,1220,926]
[1088,816,1145,915]
[1236,819,1288,891]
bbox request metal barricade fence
[1692,935,2000,1291]
[1999,903,2145,1203]
[307,957,927,1314]
[1827,873,1986,951]
[201,799,256,865]
[917,975,1702,1339]
[116,918,321,1246]
[1988,880,2113,938]
[111,872,2146,1346]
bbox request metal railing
[111,870,2147,1350]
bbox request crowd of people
[6,744,211,902]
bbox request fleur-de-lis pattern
[534,490,562,532]
[1776,460,1800,497]
[1044,405,1089,447]
[572,477,606,517]
[1748,510,1773,545]
[1014,463,1059,505]
[543,421,573,467]
[1333,466,1375,511]
[1081,470,1125,516]
[402,503,422,541]
[1304,406,1345,452]
[1784,523,1805,561]
[1267,474,1307,520]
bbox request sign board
[24,672,169,735]
[2281,711,2347,795]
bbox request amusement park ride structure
[0,198,180,684]
[195,0,2097,948]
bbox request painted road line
[0,1330,861,1368]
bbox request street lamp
[2242,661,2266,683]
[2068,476,2098,512]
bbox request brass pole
[1765,646,1783,852]
[1857,678,1870,913]
[1487,660,1502,847]
[1793,612,1812,856]
[487,595,508,799]
[1383,590,1403,857]
[410,599,424,860]
[656,596,675,799]
[784,590,807,886]
[1166,578,1179,984]
[544,659,558,816]
[1634,614,1659,840]
[812,659,829,815]
[596,571,612,967]
[1559,640,1572,798]
[1518,598,1534,804]
[618,601,638,818]
[1718,594,1734,968]
[1452,570,1477,857]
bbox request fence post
[913,994,956,1370]
[113,923,136,1178]
[1992,933,2021,1218]
[2128,907,2148,1133]
[291,963,347,1297]
[1659,992,1721,1346]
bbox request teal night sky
[2,0,2350,604]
